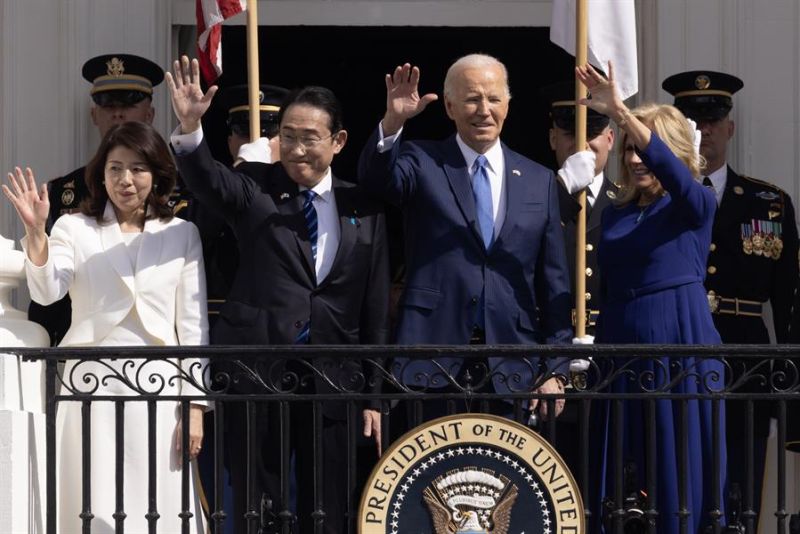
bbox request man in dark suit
[30,53,164,345]
[167,57,389,534]
[663,70,800,524]
[358,56,573,422]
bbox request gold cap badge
[105,57,125,78]
[695,75,711,90]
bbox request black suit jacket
[176,140,390,417]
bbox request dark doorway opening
[202,25,576,175]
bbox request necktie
[472,155,494,249]
[296,190,318,344]
[302,190,318,263]
[702,176,718,204]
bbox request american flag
[196,0,247,84]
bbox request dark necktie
[472,155,494,249]
[296,190,318,344]
[302,190,318,263]
[702,176,718,204]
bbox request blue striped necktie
[296,189,318,344]
[472,155,494,249]
[302,190,318,263]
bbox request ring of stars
[387,445,553,534]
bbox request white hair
[443,53,511,98]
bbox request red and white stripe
[196,0,246,84]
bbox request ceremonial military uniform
[664,69,800,523]
[541,80,618,335]
[705,170,799,345]
[541,82,619,506]
[27,54,164,345]
[559,178,619,334]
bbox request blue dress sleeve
[637,133,716,228]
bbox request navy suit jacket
[358,129,572,391]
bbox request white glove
[557,150,597,194]
[569,335,594,372]
[236,137,272,164]
[686,118,702,157]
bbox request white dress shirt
[587,171,605,208]
[171,125,340,283]
[706,164,728,205]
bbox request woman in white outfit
[3,121,209,533]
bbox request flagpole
[574,0,589,338]
[246,0,260,142]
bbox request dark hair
[277,86,344,134]
[81,121,177,222]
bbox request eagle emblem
[694,75,711,90]
[424,469,518,534]
[106,57,125,77]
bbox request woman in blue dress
[576,63,726,533]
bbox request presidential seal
[359,414,583,534]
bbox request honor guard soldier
[224,83,288,165]
[663,70,800,524]
[540,81,618,493]
[542,81,618,335]
[29,54,164,345]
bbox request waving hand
[382,63,438,136]
[165,55,219,134]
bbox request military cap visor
[82,54,164,100]
[551,105,611,138]
[223,83,289,137]
[227,110,281,138]
[540,80,610,138]
[662,70,743,121]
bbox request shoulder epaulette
[739,174,787,195]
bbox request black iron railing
[9,344,800,534]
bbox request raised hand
[165,56,219,134]
[2,167,49,233]
[382,63,438,136]
[575,61,623,119]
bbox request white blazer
[24,202,209,348]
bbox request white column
[0,236,49,534]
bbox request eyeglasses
[278,132,335,149]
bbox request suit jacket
[558,177,618,333]
[358,130,572,390]
[175,140,390,415]
[24,201,208,348]
[705,167,799,343]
